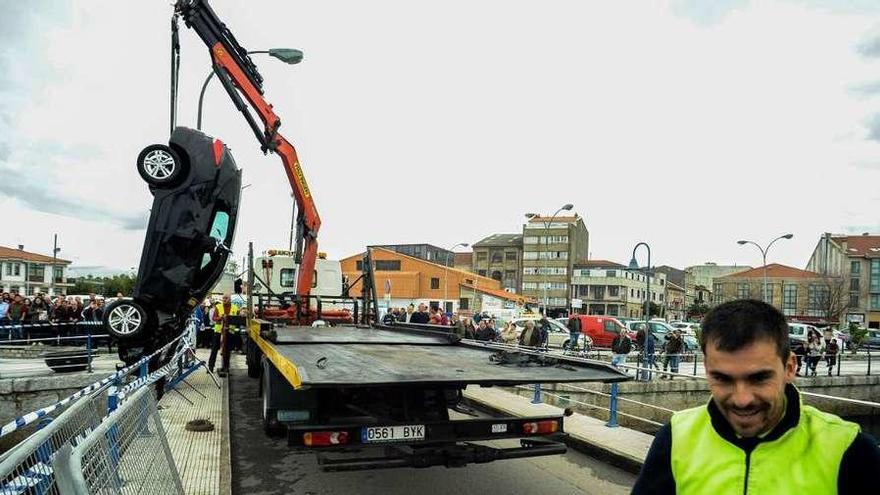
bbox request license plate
[361,425,425,443]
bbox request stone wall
[0,374,106,423]
[507,375,880,434]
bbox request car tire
[562,339,571,350]
[136,144,184,187]
[104,299,150,340]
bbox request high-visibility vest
[670,391,858,494]
[213,303,239,333]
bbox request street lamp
[526,203,574,316]
[444,242,469,314]
[736,234,793,303]
[628,242,652,324]
[197,48,304,130]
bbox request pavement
[463,386,654,471]
[158,349,230,495]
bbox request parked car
[788,323,820,345]
[568,315,633,349]
[102,127,242,363]
[860,329,880,350]
[625,320,698,353]
[509,317,593,350]
[670,321,700,336]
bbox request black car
[103,127,241,363]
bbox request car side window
[604,320,616,332]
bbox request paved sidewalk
[463,386,654,470]
[159,349,230,495]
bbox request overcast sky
[2,0,880,275]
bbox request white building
[0,245,73,296]
[570,260,667,318]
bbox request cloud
[670,0,750,26]
[866,114,880,142]
[849,80,880,98]
[856,34,880,58]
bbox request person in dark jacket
[518,320,541,347]
[382,310,397,326]
[661,330,684,379]
[632,300,880,494]
[567,316,581,350]
[409,303,430,324]
[474,320,495,341]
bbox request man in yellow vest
[209,293,239,375]
[632,299,879,494]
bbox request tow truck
[128,0,630,471]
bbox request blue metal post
[606,382,619,428]
[140,361,148,379]
[532,383,543,404]
[86,328,93,373]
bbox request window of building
[630,288,635,298]
[871,260,880,293]
[505,251,517,261]
[475,251,488,261]
[459,298,470,310]
[851,278,860,292]
[606,270,616,278]
[659,294,664,302]
[523,236,538,244]
[808,284,829,310]
[713,283,723,302]
[608,286,619,297]
[375,260,401,271]
[783,284,797,309]
[356,260,363,271]
[490,271,502,282]
[737,283,750,300]
[577,285,589,297]
[430,277,440,289]
[3,264,9,276]
[28,265,45,282]
[608,305,619,316]
[53,267,63,284]
[523,251,538,260]
[851,260,861,276]
[871,294,880,310]
[504,270,516,280]
[592,286,605,299]
[478,269,487,276]
[523,282,538,290]
[491,251,503,263]
[14,264,20,276]
[849,293,859,308]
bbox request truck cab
[256,250,344,299]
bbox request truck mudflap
[316,438,567,472]
[287,415,567,471]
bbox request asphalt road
[229,369,637,495]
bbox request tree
[686,301,710,321]
[816,276,850,326]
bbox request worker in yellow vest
[208,293,239,375]
[632,299,879,494]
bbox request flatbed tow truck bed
[245,321,628,471]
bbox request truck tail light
[303,431,349,446]
[522,420,558,435]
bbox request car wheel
[136,144,183,187]
[104,299,150,340]
[562,339,571,350]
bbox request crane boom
[175,0,320,302]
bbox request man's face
[704,338,795,438]
[418,304,427,312]
[223,295,231,304]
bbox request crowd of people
[381,303,556,347]
[0,291,117,340]
[792,327,841,377]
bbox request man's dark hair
[700,299,790,363]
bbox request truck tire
[261,360,284,437]
[245,338,262,379]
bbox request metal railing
[53,386,183,495]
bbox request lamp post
[444,242,469,314]
[525,203,574,316]
[197,48,303,130]
[737,234,793,303]
[628,242,652,324]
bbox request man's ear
[783,351,797,383]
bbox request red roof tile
[720,263,821,279]
[0,245,70,264]
[831,235,880,257]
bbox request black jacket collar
[707,383,801,453]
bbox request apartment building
[570,260,667,318]
[521,214,589,316]
[472,234,522,293]
[0,245,73,296]
[806,233,880,328]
